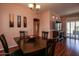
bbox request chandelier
[28,3,40,11]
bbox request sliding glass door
[75,21,79,39]
[66,20,79,39]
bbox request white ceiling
[21,3,79,16]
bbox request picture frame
[9,13,14,27]
[17,15,21,27]
[23,16,27,27]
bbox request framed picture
[9,13,14,27]
[9,14,14,27]
[17,15,21,27]
[23,16,27,27]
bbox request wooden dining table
[14,36,47,55]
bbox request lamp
[28,3,40,11]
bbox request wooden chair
[47,39,57,56]
[0,34,24,56]
[20,31,28,39]
[42,31,48,39]
[20,31,25,39]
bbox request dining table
[14,36,47,55]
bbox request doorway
[33,18,40,36]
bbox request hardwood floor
[55,38,79,56]
[65,38,79,56]
[1,38,79,56]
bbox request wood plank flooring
[55,38,79,56]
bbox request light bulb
[52,16,55,19]
[36,5,40,9]
[28,4,34,9]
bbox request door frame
[33,18,40,36]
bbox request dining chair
[20,31,28,39]
[20,31,25,39]
[47,39,57,56]
[0,34,24,56]
[42,31,48,39]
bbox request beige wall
[0,7,2,49]
[39,10,60,39]
[0,5,2,34]
[0,4,39,49]
[39,11,51,38]
[40,11,50,31]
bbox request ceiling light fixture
[28,3,40,11]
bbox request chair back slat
[42,31,48,39]
[0,34,9,56]
[20,31,28,40]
